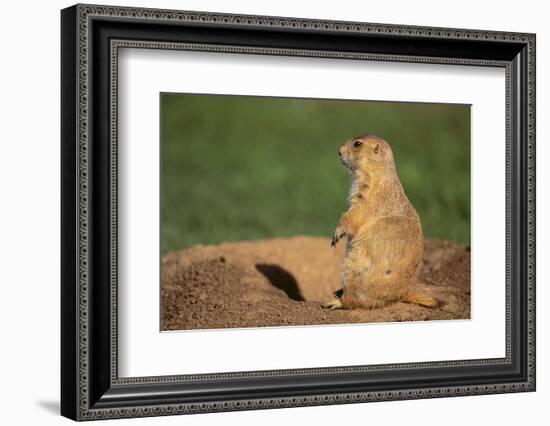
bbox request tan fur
[323,134,434,310]
[401,293,440,308]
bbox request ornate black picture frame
[61,3,536,421]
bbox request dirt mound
[161,237,470,331]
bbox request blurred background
[161,94,470,253]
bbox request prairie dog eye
[353,140,363,148]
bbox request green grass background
[161,94,470,253]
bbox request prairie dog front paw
[331,226,346,247]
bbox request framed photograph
[61,3,536,421]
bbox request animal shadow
[255,264,305,301]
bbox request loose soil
[161,237,470,331]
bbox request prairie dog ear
[373,143,380,154]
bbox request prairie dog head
[338,134,396,174]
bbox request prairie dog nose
[338,148,343,157]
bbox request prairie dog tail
[401,293,441,308]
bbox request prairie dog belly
[341,217,423,308]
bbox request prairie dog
[322,134,437,310]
